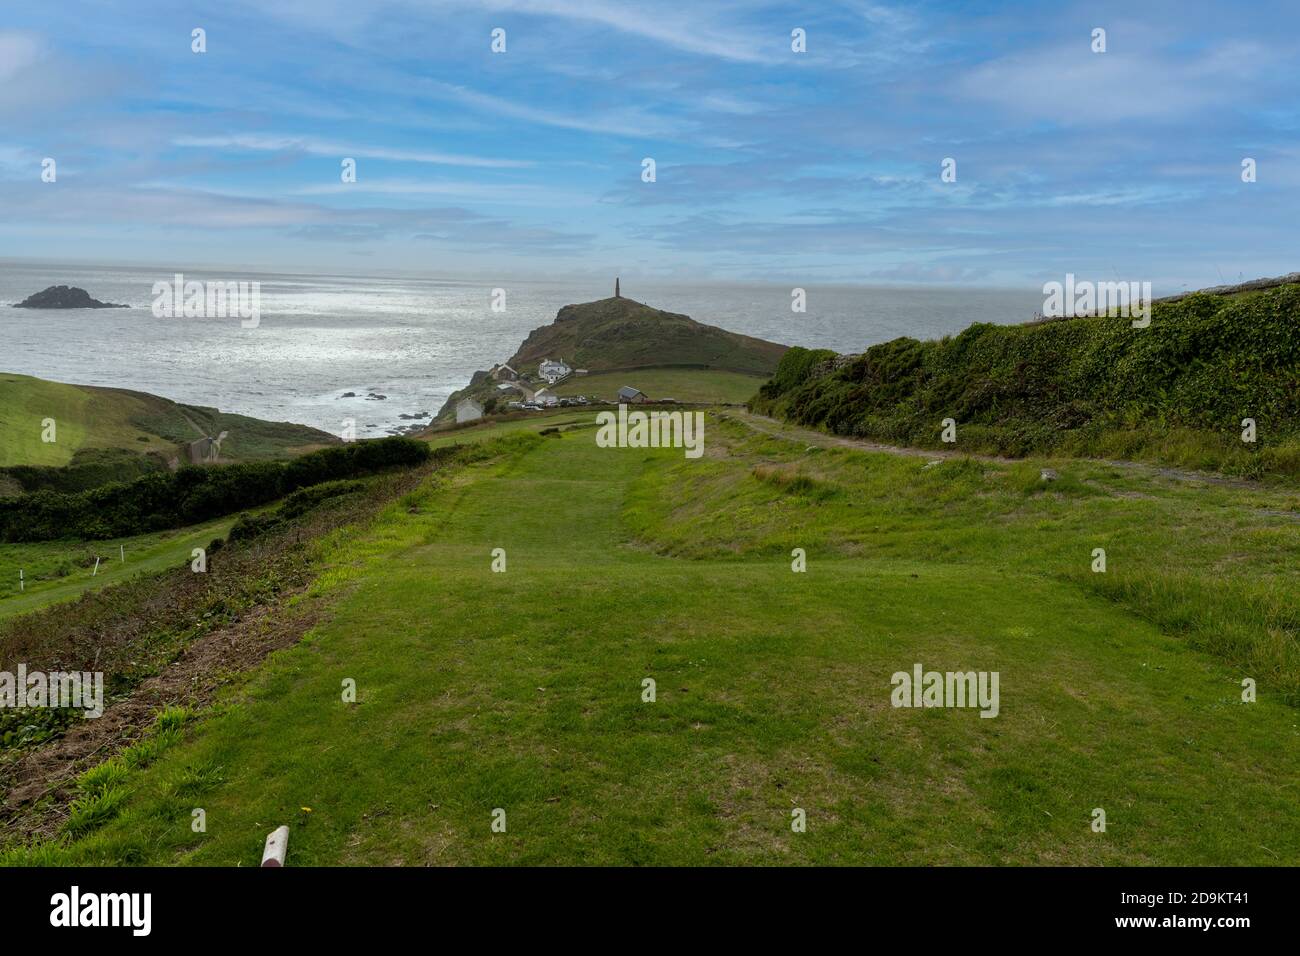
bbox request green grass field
[13,411,1299,866]
[422,410,591,449]
[0,516,239,620]
[0,374,99,466]
[0,372,335,470]
[550,367,765,404]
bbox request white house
[538,358,571,384]
[456,397,484,423]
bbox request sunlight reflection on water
[0,263,1040,437]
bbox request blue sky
[0,0,1296,290]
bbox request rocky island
[12,285,129,309]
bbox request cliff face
[507,297,787,375]
[13,286,129,309]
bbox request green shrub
[753,346,837,403]
[0,447,168,495]
[228,512,284,543]
[279,479,366,518]
[752,286,1300,477]
[0,437,433,542]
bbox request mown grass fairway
[12,415,1299,865]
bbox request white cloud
[431,82,685,138]
[0,31,133,119]
[0,144,35,177]
[248,0,778,63]
[0,32,43,81]
[439,0,776,63]
[292,178,594,206]
[960,40,1278,124]
[172,134,531,168]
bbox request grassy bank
[752,285,1300,479]
[0,453,463,835]
[0,373,336,470]
[6,414,1295,865]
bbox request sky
[0,0,1296,290]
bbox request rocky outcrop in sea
[12,286,129,309]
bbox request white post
[261,825,290,867]
[92,557,100,577]
[120,544,125,563]
[18,569,23,592]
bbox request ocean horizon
[0,260,1043,437]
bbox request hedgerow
[0,437,436,542]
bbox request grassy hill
[5,414,1298,865]
[753,283,1300,479]
[508,296,787,374]
[0,374,338,489]
[434,297,787,423]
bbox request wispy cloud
[0,29,134,119]
[0,179,594,252]
[428,82,687,139]
[959,38,1280,123]
[172,134,532,169]
[292,178,595,206]
[443,0,779,63]
[0,1,1295,284]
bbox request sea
[0,262,1042,438]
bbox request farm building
[490,364,519,382]
[618,386,649,404]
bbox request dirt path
[719,409,1265,490]
[177,408,209,439]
